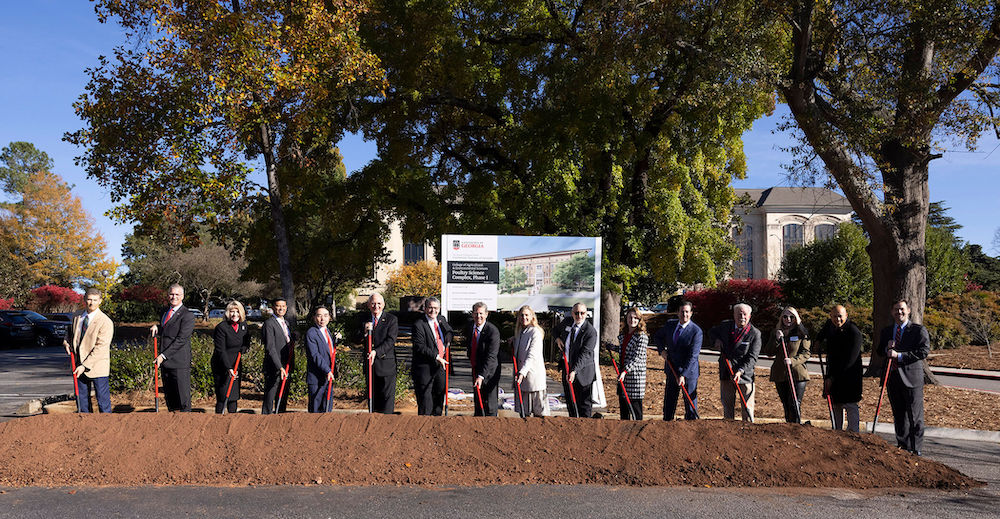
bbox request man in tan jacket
[64,288,114,413]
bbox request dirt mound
[0,414,978,489]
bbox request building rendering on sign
[503,249,591,293]
[731,187,854,279]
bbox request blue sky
[2,1,997,266]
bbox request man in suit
[653,300,703,420]
[64,288,114,413]
[363,293,398,414]
[465,302,501,416]
[818,305,863,432]
[710,303,761,422]
[305,306,336,413]
[560,302,598,418]
[150,283,194,412]
[411,297,453,416]
[262,298,296,414]
[878,300,930,454]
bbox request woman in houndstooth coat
[609,307,648,420]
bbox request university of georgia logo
[452,240,461,250]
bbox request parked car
[0,312,35,348]
[190,309,205,320]
[247,309,264,322]
[44,312,75,323]
[0,310,71,348]
[651,302,671,314]
[208,309,226,319]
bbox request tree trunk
[259,122,297,319]
[863,153,938,384]
[601,285,622,346]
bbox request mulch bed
[0,413,979,489]
[927,345,1000,371]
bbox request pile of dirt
[0,413,978,489]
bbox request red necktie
[433,320,444,357]
[471,327,479,369]
[163,307,175,325]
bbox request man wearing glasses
[560,302,598,417]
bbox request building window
[783,223,803,254]
[733,226,753,279]
[814,224,836,241]
[403,242,425,264]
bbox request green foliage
[0,141,53,195]
[109,340,156,394]
[499,267,528,294]
[964,244,1000,291]
[551,253,596,291]
[930,291,1000,348]
[922,309,970,350]
[926,226,971,299]
[778,222,873,308]
[360,0,784,303]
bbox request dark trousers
[414,366,446,416]
[562,375,593,418]
[366,369,396,414]
[161,367,191,412]
[775,380,807,423]
[308,381,332,413]
[75,375,111,413]
[215,399,238,414]
[887,374,924,453]
[262,369,290,414]
[473,373,500,416]
[618,395,643,420]
[663,372,698,420]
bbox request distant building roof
[504,249,591,262]
[735,187,853,212]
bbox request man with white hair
[710,303,761,422]
[363,293,398,414]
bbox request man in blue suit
[653,301,703,420]
[305,306,337,413]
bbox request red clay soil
[0,413,978,489]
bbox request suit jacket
[361,312,398,377]
[710,320,761,385]
[71,308,114,378]
[411,315,453,373]
[818,319,863,403]
[305,325,336,385]
[158,305,194,370]
[212,320,250,369]
[764,324,811,383]
[513,326,546,392]
[653,319,703,380]
[878,321,930,388]
[560,320,598,386]
[466,321,500,383]
[262,315,296,373]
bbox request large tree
[360,0,783,341]
[780,1,1000,372]
[66,0,385,316]
[0,168,116,293]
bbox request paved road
[0,435,996,518]
[0,346,73,419]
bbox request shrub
[685,279,784,332]
[929,291,1000,349]
[26,285,82,313]
[384,261,441,307]
[0,298,12,310]
[778,222,872,309]
[104,284,164,323]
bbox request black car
[0,310,72,348]
[0,312,35,348]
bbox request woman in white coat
[512,305,549,417]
